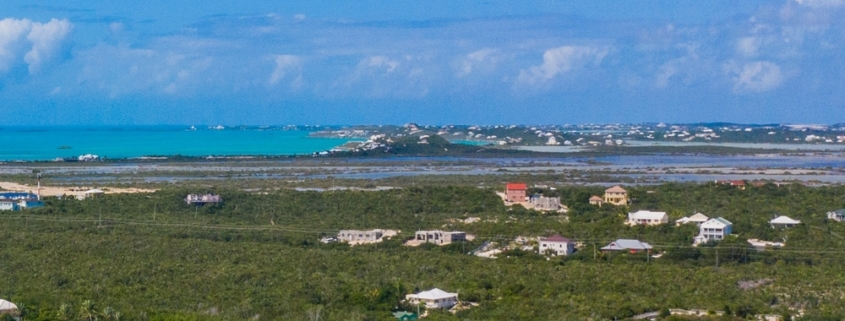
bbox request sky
[0,0,844,125]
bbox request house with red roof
[505,183,527,203]
[538,234,575,256]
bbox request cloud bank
[0,18,72,74]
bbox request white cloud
[269,54,302,85]
[24,19,73,74]
[794,0,845,8]
[730,61,784,93]
[0,18,32,72]
[456,48,499,77]
[75,44,216,97]
[654,62,678,89]
[363,55,399,73]
[736,37,761,57]
[110,22,124,33]
[293,14,306,22]
[516,45,609,86]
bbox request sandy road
[0,182,156,197]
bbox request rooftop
[605,185,627,193]
[413,288,457,300]
[629,210,667,219]
[506,183,527,191]
[601,239,652,251]
[770,215,801,225]
[702,217,733,227]
[541,234,571,243]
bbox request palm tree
[56,303,74,321]
[101,307,120,321]
[78,300,98,321]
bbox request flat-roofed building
[185,193,222,205]
[529,195,563,211]
[338,229,384,243]
[414,230,466,245]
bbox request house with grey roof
[770,216,801,228]
[601,239,652,253]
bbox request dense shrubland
[2,183,845,320]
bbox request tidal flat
[2,152,843,190]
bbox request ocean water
[0,126,351,161]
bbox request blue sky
[0,0,843,125]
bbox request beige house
[603,186,628,206]
[676,213,709,226]
[414,230,466,245]
[589,195,604,206]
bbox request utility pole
[717,247,723,267]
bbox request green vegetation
[2,184,845,320]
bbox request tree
[56,303,75,321]
[78,300,99,321]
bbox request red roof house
[505,183,527,203]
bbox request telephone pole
[716,248,719,267]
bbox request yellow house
[589,195,604,206]
[603,186,628,206]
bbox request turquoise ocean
[0,126,353,161]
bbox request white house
[827,209,845,222]
[406,288,458,309]
[0,299,18,317]
[81,189,105,200]
[676,213,709,226]
[695,217,733,244]
[627,210,669,226]
[538,234,575,256]
[770,216,801,228]
[0,200,17,211]
[414,230,466,245]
